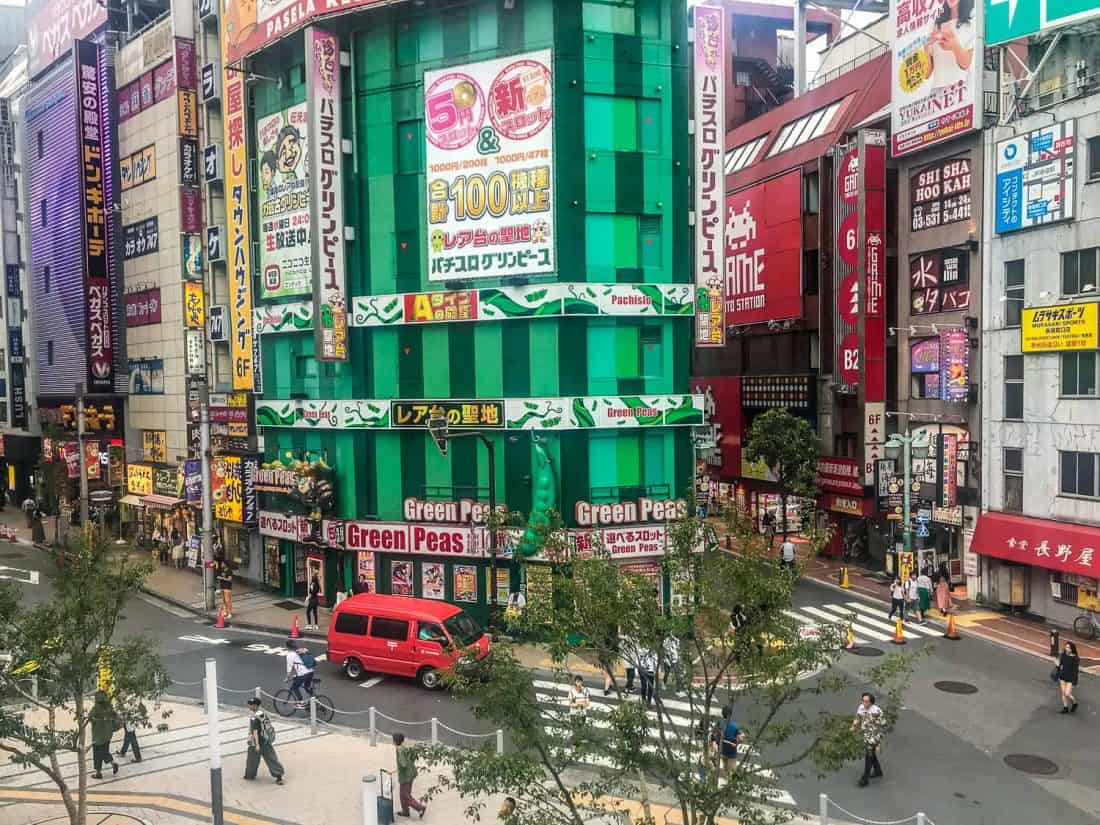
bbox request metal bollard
[362,774,379,825]
[369,707,377,747]
[916,814,926,825]
[1050,628,1060,657]
[254,686,262,703]
[818,793,828,825]
[496,729,504,756]
[431,717,438,745]
[310,696,318,735]
[201,677,207,709]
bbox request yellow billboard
[1021,303,1099,352]
[212,455,242,522]
[127,463,153,496]
[221,8,255,391]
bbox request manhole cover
[36,816,150,825]
[934,680,979,694]
[1004,754,1058,775]
[272,600,303,610]
[847,646,884,657]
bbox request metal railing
[809,45,889,90]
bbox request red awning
[971,512,1100,578]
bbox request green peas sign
[985,0,1100,46]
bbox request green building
[241,0,698,625]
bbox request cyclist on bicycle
[285,640,316,708]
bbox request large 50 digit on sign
[424,50,555,282]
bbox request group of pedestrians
[596,635,679,707]
[888,563,954,624]
[88,690,146,780]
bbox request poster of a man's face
[276,125,303,177]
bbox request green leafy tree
[743,408,821,539]
[417,507,917,825]
[0,536,169,825]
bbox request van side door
[368,615,415,676]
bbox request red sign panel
[817,457,863,496]
[125,288,162,327]
[972,512,1100,579]
[404,291,478,323]
[724,169,802,327]
[690,376,742,479]
[862,142,887,404]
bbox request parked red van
[326,593,490,689]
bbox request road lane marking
[360,676,385,689]
[0,565,38,584]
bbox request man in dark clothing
[244,697,284,784]
[90,691,120,779]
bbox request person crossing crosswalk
[532,678,796,807]
[784,600,942,646]
[0,707,320,790]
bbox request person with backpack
[244,697,284,784]
[717,704,744,779]
[285,640,316,708]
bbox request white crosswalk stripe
[0,711,321,788]
[783,601,941,643]
[800,605,893,642]
[533,678,796,807]
[844,601,941,636]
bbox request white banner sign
[425,49,555,282]
[256,103,311,298]
[693,4,725,347]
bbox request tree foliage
[0,536,169,825]
[743,409,821,538]
[416,507,918,825]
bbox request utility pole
[76,383,89,526]
[204,657,224,825]
[200,381,215,611]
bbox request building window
[735,70,751,87]
[43,265,50,293]
[1062,351,1098,397]
[1003,448,1023,513]
[39,199,46,228]
[1004,259,1025,327]
[803,171,820,213]
[1061,247,1098,295]
[1004,355,1024,420]
[36,130,44,159]
[584,94,660,153]
[1090,136,1100,181]
[724,135,767,174]
[1060,450,1099,498]
[47,340,53,366]
[765,100,842,159]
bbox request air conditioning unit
[201,63,221,105]
[207,226,226,263]
[204,143,224,184]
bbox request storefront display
[453,565,477,603]
[392,560,414,596]
[421,562,445,600]
[356,551,375,592]
[263,538,282,588]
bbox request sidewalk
[799,545,1100,673]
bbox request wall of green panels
[253,0,693,526]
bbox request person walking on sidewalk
[916,569,933,624]
[568,675,591,717]
[116,697,146,763]
[887,578,906,622]
[779,536,796,572]
[306,574,321,630]
[852,692,884,787]
[215,558,234,618]
[393,732,427,818]
[637,646,658,707]
[905,572,920,621]
[935,566,954,616]
[244,698,284,784]
[1056,641,1080,714]
[90,691,121,779]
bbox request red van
[326,593,490,689]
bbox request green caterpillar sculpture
[517,438,556,557]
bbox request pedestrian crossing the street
[784,600,941,646]
[0,710,322,790]
[532,679,796,807]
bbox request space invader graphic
[726,200,764,297]
[727,201,757,253]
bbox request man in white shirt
[780,538,797,570]
[285,641,314,708]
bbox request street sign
[985,0,1100,46]
[428,416,448,457]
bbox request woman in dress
[1056,641,1080,714]
[935,566,954,615]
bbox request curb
[139,586,328,642]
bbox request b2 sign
[995,119,1076,234]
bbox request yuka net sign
[724,170,802,328]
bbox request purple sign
[180,186,202,234]
[939,329,969,402]
[140,71,155,110]
[910,339,940,374]
[184,459,203,504]
[125,288,162,326]
[153,60,177,104]
[175,38,197,90]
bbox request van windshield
[443,612,484,646]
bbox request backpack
[299,651,317,670]
[258,712,276,745]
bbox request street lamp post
[884,430,931,557]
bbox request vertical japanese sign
[938,433,959,508]
[307,27,349,361]
[860,130,887,406]
[890,0,981,156]
[424,49,555,282]
[184,281,205,329]
[939,328,969,401]
[834,143,859,389]
[222,14,255,390]
[693,4,725,347]
[257,103,311,298]
[75,40,114,392]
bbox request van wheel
[344,658,365,680]
[418,667,442,690]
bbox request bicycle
[1073,611,1100,641]
[272,676,336,722]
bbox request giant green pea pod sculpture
[518,438,556,556]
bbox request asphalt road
[5,545,1100,824]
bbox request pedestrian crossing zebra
[784,600,941,646]
[0,710,319,789]
[532,679,796,807]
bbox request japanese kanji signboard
[391,400,506,429]
[973,511,1100,579]
[693,4,725,347]
[257,103,311,298]
[425,49,555,282]
[1021,303,1100,352]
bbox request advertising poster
[421,562,445,600]
[910,249,970,314]
[257,103,311,298]
[182,234,203,281]
[84,441,101,480]
[308,28,349,361]
[939,433,959,508]
[76,40,114,393]
[392,560,414,596]
[142,430,167,463]
[453,564,478,603]
[212,455,243,522]
[125,288,162,326]
[184,281,205,329]
[693,3,725,347]
[221,11,255,391]
[357,551,375,593]
[1021,303,1100,352]
[727,169,802,328]
[63,443,80,479]
[425,49,555,282]
[128,358,164,394]
[495,567,510,606]
[995,119,1076,234]
[890,0,981,156]
[939,329,969,401]
[127,463,153,495]
[910,338,940,373]
[910,156,972,231]
[184,459,202,504]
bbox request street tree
[0,535,169,825]
[417,506,917,825]
[743,408,821,538]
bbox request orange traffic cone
[892,618,907,645]
[845,624,857,651]
[215,608,226,629]
[944,613,961,640]
[839,567,850,589]
[290,615,300,639]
